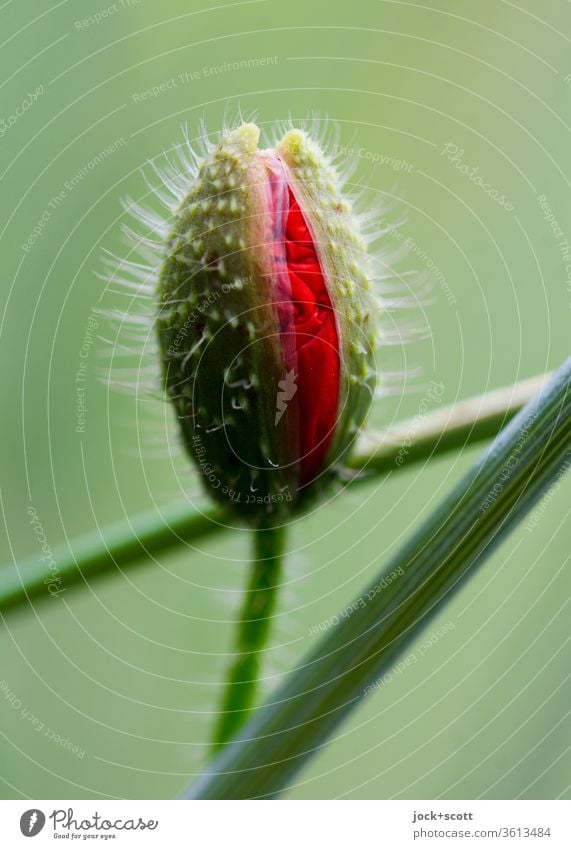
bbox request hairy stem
[0,373,550,613]
[213,525,286,750]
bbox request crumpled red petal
[282,188,340,486]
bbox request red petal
[283,189,340,486]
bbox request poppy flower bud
[156,122,377,521]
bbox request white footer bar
[0,799,569,848]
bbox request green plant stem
[349,372,550,474]
[0,372,550,613]
[183,358,571,799]
[212,525,286,750]
[0,503,225,612]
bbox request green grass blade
[183,358,571,799]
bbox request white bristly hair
[97,114,431,470]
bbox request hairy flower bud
[156,122,377,521]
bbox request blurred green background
[0,0,570,800]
